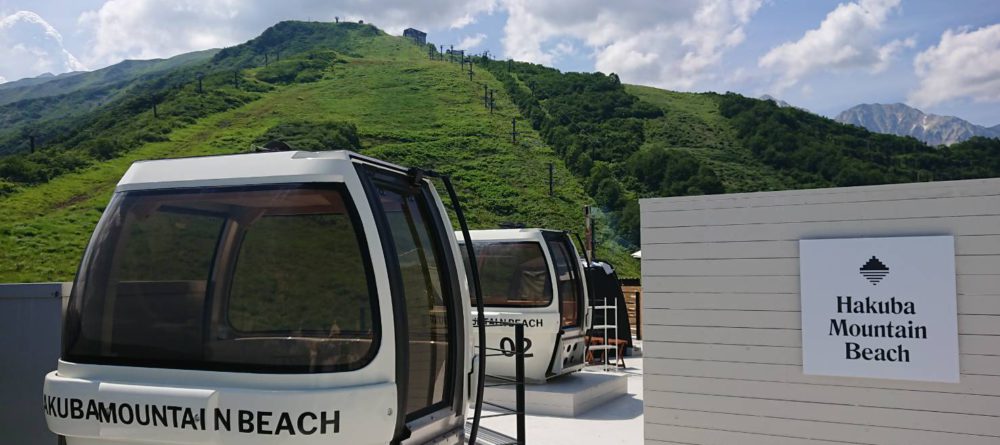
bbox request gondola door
[359,165,466,444]
[542,231,589,375]
[543,232,586,330]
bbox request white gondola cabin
[43,151,486,445]
[457,229,590,382]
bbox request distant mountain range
[759,94,798,110]
[836,103,1000,146]
[0,49,217,107]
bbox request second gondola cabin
[457,229,590,382]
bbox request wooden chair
[585,336,626,368]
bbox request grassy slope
[625,84,793,193]
[0,31,639,282]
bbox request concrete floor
[478,356,644,444]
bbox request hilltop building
[404,28,426,45]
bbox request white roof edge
[639,177,1000,206]
[458,228,559,242]
[116,150,362,191]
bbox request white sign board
[799,236,959,382]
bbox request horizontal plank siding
[646,408,1000,445]
[642,235,1000,259]
[647,391,1000,436]
[643,292,1000,315]
[642,215,1000,244]
[641,329,1000,355]
[645,358,1000,396]
[641,178,1000,212]
[643,274,1000,296]
[640,178,1000,445]
[642,256,1000,276]
[642,309,1000,335]
[645,375,1000,415]
[641,194,1000,227]
[642,342,1000,374]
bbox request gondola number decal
[499,337,532,357]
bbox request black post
[233,70,239,88]
[152,100,158,118]
[584,206,594,262]
[511,118,518,143]
[29,135,35,153]
[515,322,526,445]
[548,163,554,196]
[590,218,597,258]
[635,290,642,340]
[264,52,269,66]
[484,85,489,108]
[468,70,473,81]
[489,90,495,114]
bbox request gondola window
[62,185,379,373]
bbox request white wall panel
[641,178,1000,445]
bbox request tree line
[479,58,1000,247]
[480,58,726,245]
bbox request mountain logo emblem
[860,256,889,285]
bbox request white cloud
[551,41,575,59]
[758,0,905,93]
[77,0,497,67]
[456,32,487,50]
[908,24,1000,108]
[0,10,86,83]
[450,13,477,29]
[31,0,758,90]
[500,0,762,90]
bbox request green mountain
[0,21,633,282]
[2,20,1000,283]
[0,49,218,106]
[0,49,219,156]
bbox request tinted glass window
[117,210,221,282]
[460,241,552,307]
[228,213,371,335]
[546,237,582,327]
[376,185,453,418]
[63,185,379,373]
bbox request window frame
[62,183,383,374]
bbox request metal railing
[477,321,530,445]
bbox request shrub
[254,120,361,152]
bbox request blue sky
[1,0,998,125]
